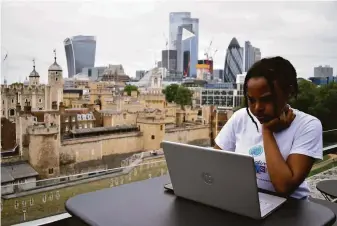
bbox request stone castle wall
[58,125,211,175]
[59,132,144,175]
[164,125,211,146]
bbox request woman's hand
[263,107,296,133]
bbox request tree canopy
[163,84,193,109]
[124,85,138,96]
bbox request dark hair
[243,56,299,131]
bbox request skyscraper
[314,65,333,77]
[161,50,177,72]
[169,12,199,77]
[224,38,243,83]
[213,69,224,81]
[244,41,261,72]
[64,35,96,78]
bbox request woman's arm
[262,127,316,196]
[213,144,222,150]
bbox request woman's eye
[248,97,255,103]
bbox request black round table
[317,180,337,202]
[66,175,337,226]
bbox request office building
[161,50,177,72]
[254,48,261,63]
[244,41,261,72]
[82,66,106,81]
[314,66,333,77]
[64,35,96,78]
[224,38,243,83]
[169,12,199,77]
[213,69,224,81]
[198,60,213,74]
[309,76,336,86]
[136,70,146,81]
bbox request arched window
[9,109,15,116]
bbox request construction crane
[210,49,218,61]
[204,40,213,60]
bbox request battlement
[27,123,59,135]
[137,117,165,124]
[1,84,48,93]
[137,109,165,122]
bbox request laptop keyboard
[259,199,272,212]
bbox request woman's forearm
[262,128,295,195]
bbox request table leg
[320,191,337,203]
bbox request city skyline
[2,1,337,84]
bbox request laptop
[161,141,287,220]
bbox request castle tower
[48,49,63,110]
[27,113,60,179]
[15,101,36,159]
[137,109,165,151]
[29,59,40,86]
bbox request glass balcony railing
[1,131,336,226]
[1,151,168,226]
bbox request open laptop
[161,141,287,220]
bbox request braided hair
[243,56,299,131]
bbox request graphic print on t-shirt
[248,145,268,174]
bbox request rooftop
[1,162,38,183]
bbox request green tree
[175,86,193,109]
[124,85,138,96]
[162,84,179,102]
[11,82,23,86]
[289,79,317,114]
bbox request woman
[214,56,322,199]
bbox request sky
[1,0,337,84]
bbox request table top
[66,175,336,226]
[317,180,337,198]
[309,197,337,226]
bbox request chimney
[52,101,57,110]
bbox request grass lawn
[308,161,337,177]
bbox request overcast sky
[2,0,337,84]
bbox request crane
[204,40,213,60]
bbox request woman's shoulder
[232,108,249,120]
[228,108,251,129]
[292,108,322,133]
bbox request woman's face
[246,77,288,124]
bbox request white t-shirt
[215,107,323,199]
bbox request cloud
[1,1,337,84]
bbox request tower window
[11,99,14,103]
[9,109,15,116]
[56,72,58,75]
[56,78,58,81]
[49,168,54,174]
[39,99,42,103]
[151,135,155,140]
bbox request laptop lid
[162,141,262,219]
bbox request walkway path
[306,166,337,199]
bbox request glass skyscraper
[64,35,96,78]
[244,41,261,72]
[169,12,199,78]
[224,37,243,83]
